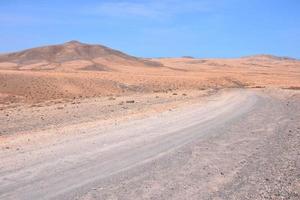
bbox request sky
[0,0,299,58]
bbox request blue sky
[0,0,299,58]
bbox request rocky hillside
[0,41,163,71]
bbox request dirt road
[0,89,299,200]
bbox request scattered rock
[252,85,265,88]
[126,100,135,103]
[172,93,178,96]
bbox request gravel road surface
[0,89,299,200]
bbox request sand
[0,43,299,106]
[0,42,300,199]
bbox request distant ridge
[242,54,297,61]
[181,56,195,59]
[0,41,163,71]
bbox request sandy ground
[0,89,214,135]
[0,43,300,199]
[0,88,299,200]
[0,55,299,106]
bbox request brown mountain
[0,40,163,71]
[0,42,299,105]
[242,54,298,61]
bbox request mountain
[242,54,298,61]
[0,41,163,71]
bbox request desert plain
[0,41,299,199]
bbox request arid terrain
[0,41,299,199]
[0,41,299,106]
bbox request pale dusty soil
[82,89,300,200]
[0,45,300,199]
[0,56,299,105]
[79,91,300,200]
[0,88,299,200]
[0,89,214,136]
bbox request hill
[241,54,298,61]
[0,42,299,105]
[0,41,163,71]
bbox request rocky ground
[0,42,299,199]
[0,88,299,200]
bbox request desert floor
[0,50,300,199]
[0,88,299,200]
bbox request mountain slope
[0,41,163,71]
[241,54,298,61]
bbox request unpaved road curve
[0,89,299,200]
